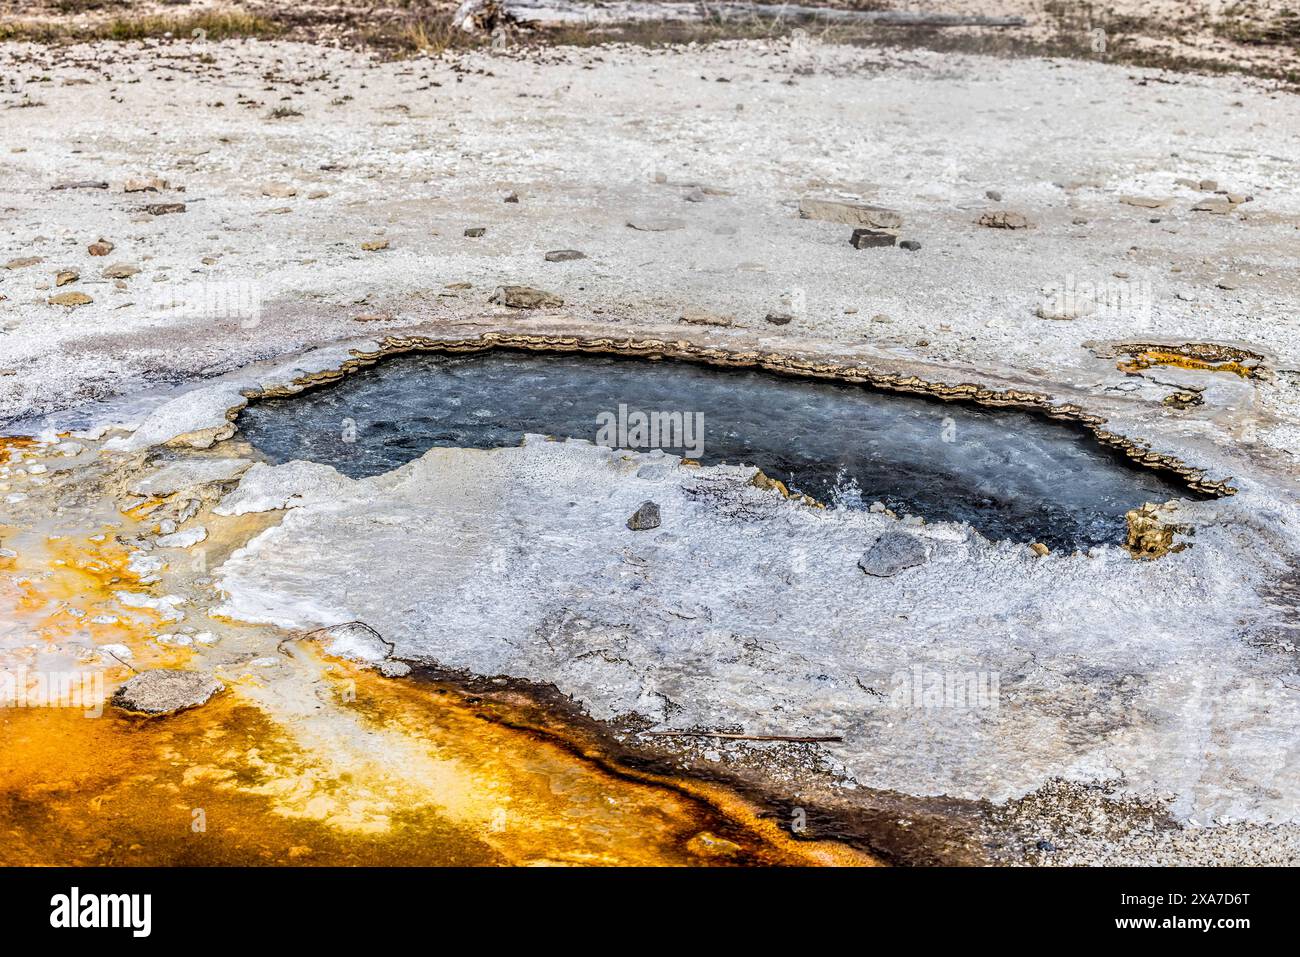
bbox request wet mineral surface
[238,350,1196,551]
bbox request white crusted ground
[3,33,1299,864]
[2,37,1298,445]
[207,436,1300,831]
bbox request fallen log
[455,0,1027,32]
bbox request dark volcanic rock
[627,500,662,531]
[850,228,896,249]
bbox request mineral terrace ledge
[227,332,1237,499]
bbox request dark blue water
[236,350,1196,550]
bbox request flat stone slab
[111,669,224,715]
[127,457,253,496]
[489,285,564,308]
[858,530,928,576]
[799,197,902,229]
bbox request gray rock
[1036,299,1095,320]
[899,239,921,251]
[464,226,487,237]
[765,311,794,325]
[1192,198,1234,215]
[850,228,896,249]
[1119,195,1170,209]
[545,249,586,262]
[111,669,223,715]
[985,189,1003,202]
[627,500,661,531]
[799,197,902,229]
[127,457,253,496]
[51,180,108,190]
[858,531,928,577]
[977,211,1030,229]
[490,285,564,309]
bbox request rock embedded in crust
[124,176,168,193]
[303,621,411,677]
[765,311,794,325]
[464,226,486,237]
[857,531,928,577]
[156,525,208,548]
[544,249,586,262]
[142,203,186,216]
[1035,297,1095,320]
[490,285,563,309]
[627,501,662,531]
[111,669,224,715]
[976,211,1031,229]
[127,457,253,497]
[850,228,896,249]
[48,291,92,307]
[798,197,903,229]
[1119,195,1170,209]
[307,621,395,664]
[214,460,353,515]
[88,238,114,256]
[55,269,79,286]
[1192,198,1235,214]
[679,309,733,327]
[51,180,108,190]
[101,262,140,279]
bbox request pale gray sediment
[2,34,1298,864]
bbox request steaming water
[237,350,1196,550]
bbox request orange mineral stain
[1117,349,1259,379]
[2,528,192,670]
[0,657,875,866]
[0,438,876,867]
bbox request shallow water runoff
[237,349,1196,551]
